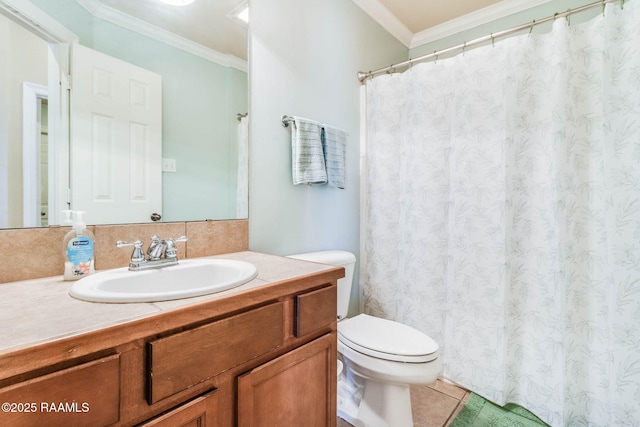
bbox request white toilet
[287,250,442,427]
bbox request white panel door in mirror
[70,43,162,225]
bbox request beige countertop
[0,251,340,358]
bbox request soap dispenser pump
[62,210,96,281]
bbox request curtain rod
[357,0,621,83]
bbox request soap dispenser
[62,210,96,281]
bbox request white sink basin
[69,259,258,303]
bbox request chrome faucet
[116,235,188,271]
[146,235,166,261]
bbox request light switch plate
[162,158,177,172]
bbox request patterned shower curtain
[362,2,640,426]
[236,115,249,218]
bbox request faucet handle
[164,236,188,259]
[116,239,144,247]
[147,235,166,261]
[116,240,145,263]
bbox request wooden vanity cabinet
[0,268,339,427]
[143,282,338,427]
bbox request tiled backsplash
[0,220,248,284]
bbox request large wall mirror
[0,0,248,229]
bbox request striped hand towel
[291,117,327,185]
[321,125,347,189]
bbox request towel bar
[281,115,294,127]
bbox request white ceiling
[99,0,248,59]
[91,0,550,65]
[379,0,504,33]
[88,0,248,62]
[352,0,551,48]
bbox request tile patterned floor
[337,379,470,427]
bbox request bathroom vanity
[0,252,341,427]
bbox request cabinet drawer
[0,354,120,427]
[147,302,284,404]
[294,285,337,338]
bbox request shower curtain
[236,115,249,218]
[362,2,640,426]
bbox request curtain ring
[433,51,438,64]
[462,41,466,55]
[529,20,535,37]
[566,9,572,26]
[386,64,395,74]
[408,58,413,69]
[621,0,625,9]
[491,33,495,47]
[601,0,606,15]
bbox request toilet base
[338,370,414,427]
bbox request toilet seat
[338,314,439,363]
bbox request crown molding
[351,0,555,50]
[75,0,247,72]
[350,0,413,47]
[410,0,552,49]
[0,0,78,42]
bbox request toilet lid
[338,314,439,363]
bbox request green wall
[32,0,248,221]
[409,0,606,59]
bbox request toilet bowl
[287,250,442,427]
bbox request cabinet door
[237,334,336,427]
[139,390,218,427]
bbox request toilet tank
[286,250,356,320]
